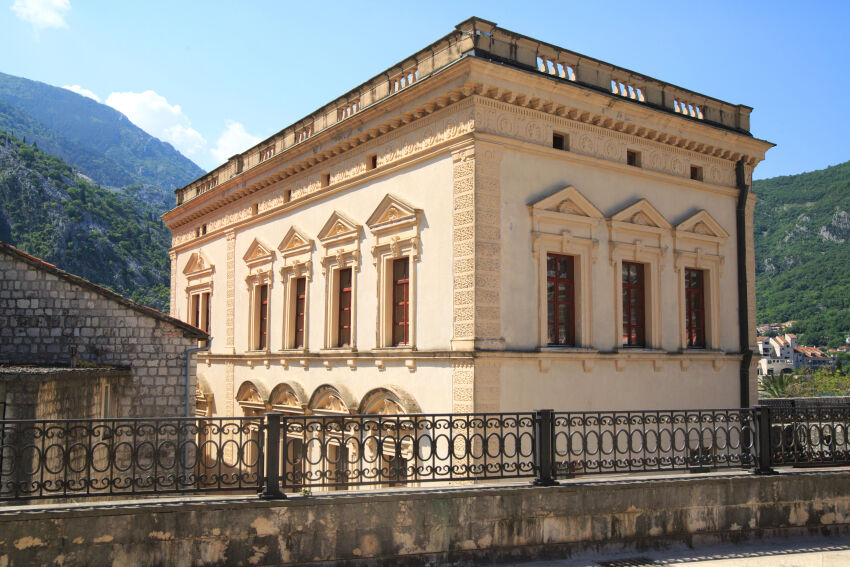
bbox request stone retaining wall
[1,471,849,566]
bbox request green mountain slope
[754,160,850,346]
[0,131,170,311]
[0,71,204,211]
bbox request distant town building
[0,242,208,420]
[756,321,796,337]
[757,333,835,376]
[163,18,773,419]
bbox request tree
[759,374,794,398]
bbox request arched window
[359,388,418,487]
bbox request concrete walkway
[502,536,850,566]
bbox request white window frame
[243,239,275,353]
[608,199,671,350]
[530,186,602,349]
[278,227,314,352]
[674,210,728,351]
[316,214,361,352]
[367,195,422,350]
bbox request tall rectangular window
[202,292,211,334]
[622,262,646,347]
[546,254,575,346]
[685,268,706,348]
[337,268,352,347]
[190,291,211,343]
[256,284,268,350]
[294,277,306,349]
[191,294,200,328]
[392,258,409,346]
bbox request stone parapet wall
[1,471,848,565]
[0,248,205,418]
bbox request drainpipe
[184,339,211,418]
[735,159,752,408]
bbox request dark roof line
[0,241,207,340]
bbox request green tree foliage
[759,368,850,399]
[0,131,170,310]
[759,374,794,398]
[754,160,850,347]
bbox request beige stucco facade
[163,18,773,418]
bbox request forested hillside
[754,160,850,347]
[0,71,203,212]
[0,131,170,310]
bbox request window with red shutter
[294,277,306,349]
[257,284,268,350]
[622,262,646,347]
[391,258,409,346]
[546,254,576,346]
[685,268,706,348]
[337,268,352,347]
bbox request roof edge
[0,241,207,340]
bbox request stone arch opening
[269,382,307,415]
[235,380,268,417]
[358,386,421,487]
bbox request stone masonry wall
[0,251,203,418]
[0,471,848,565]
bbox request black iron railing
[768,406,850,467]
[2,405,849,502]
[262,412,535,498]
[0,417,263,500]
[552,409,757,476]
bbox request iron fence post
[261,413,285,499]
[754,406,777,475]
[533,409,558,486]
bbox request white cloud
[103,89,260,171]
[62,84,100,102]
[11,0,70,30]
[210,121,262,164]
[105,89,208,162]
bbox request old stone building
[163,18,773,419]
[0,242,208,419]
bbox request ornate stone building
[163,18,773,418]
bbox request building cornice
[165,68,769,240]
[165,18,773,223]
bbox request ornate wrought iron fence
[768,406,850,466]
[3,406,850,502]
[261,412,536,496]
[552,409,758,476]
[0,417,263,500]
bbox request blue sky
[2,0,848,179]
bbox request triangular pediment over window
[611,199,671,230]
[366,194,421,234]
[183,251,214,277]
[242,238,275,267]
[530,186,603,219]
[675,210,729,239]
[317,210,361,244]
[278,226,314,257]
